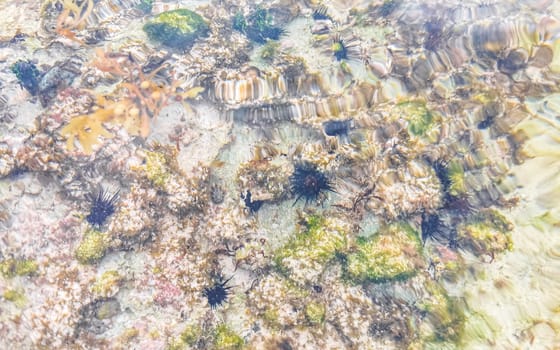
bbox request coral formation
[236,148,292,203]
[91,270,122,298]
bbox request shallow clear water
[0,0,559,349]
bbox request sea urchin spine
[86,188,119,227]
[290,163,335,205]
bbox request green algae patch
[418,280,465,343]
[0,258,38,278]
[459,311,500,347]
[446,161,467,196]
[457,209,513,257]
[143,9,209,49]
[213,324,244,350]
[3,289,26,308]
[274,215,350,284]
[75,229,109,264]
[305,302,326,325]
[180,323,201,347]
[396,100,435,137]
[260,41,280,61]
[91,270,122,298]
[344,222,423,283]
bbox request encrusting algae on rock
[344,222,424,283]
[3,289,27,308]
[143,9,209,49]
[213,324,244,350]
[457,209,514,258]
[0,258,39,278]
[90,270,122,298]
[75,229,109,264]
[274,214,350,285]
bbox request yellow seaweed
[60,49,204,154]
[60,110,114,154]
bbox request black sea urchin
[421,212,446,246]
[290,163,334,205]
[203,276,232,309]
[86,188,119,227]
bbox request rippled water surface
[0,0,559,349]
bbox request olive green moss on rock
[75,229,109,264]
[274,214,350,284]
[91,270,122,298]
[143,9,209,49]
[416,280,465,343]
[395,100,436,137]
[0,258,38,278]
[95,298,121,320]
[3,289,26,308]
[213,324,244,350]
[167,323,202,349]
[457,208,513,257]
[344,222,424,283]
[446,160,467,196]
[458,311,500,347]
[305,301,326,325]
[143,150,170,188]
[180,324,201,347]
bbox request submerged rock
[143,9,209,49]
